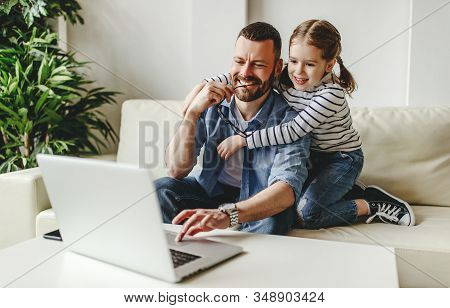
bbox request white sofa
[1,100,449,287]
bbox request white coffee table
[0,224,398,287]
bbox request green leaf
[14,87,25,105]
[35,89,49,113]
[61,94,79,101]
[23,63,33,81]
[8,80,18,94]
[18,108,27,117]
[37,84,55,96]
[15,60,21,79]
[29,48,47,58]
[0,0,18,15]
[38,58,45,84]
[37,0,47,16]
[24,120,33,133]
[32,38,50,44]
[54,84,81,93]
[51,65,69,76]
[0,102,18,117]
[48,75,72,84]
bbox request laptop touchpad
[165,232,187,247]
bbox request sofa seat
[288,205,450,253]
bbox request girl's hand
[217,135,246,160]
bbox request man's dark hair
[237,22,282,61]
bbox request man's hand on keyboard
[172,209,230,242]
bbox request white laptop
[36,154,242,283]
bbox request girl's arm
[216,87,346,159]
[204,73,232,85]
[246,88,346,149]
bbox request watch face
[219,203,239,227]
[220,203,236,211]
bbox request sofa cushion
[288,205,450,253]
[116,100,183,179]
[350,106,450,207]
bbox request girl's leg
[298,149,364,229]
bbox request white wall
[408,0,450,106]
[64,0,450,152]
[189,0,247,84]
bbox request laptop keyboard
[170,249,201,268]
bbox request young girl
[207,19,415,228]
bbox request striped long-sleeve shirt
[205,73,362,152]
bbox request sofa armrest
[0,168,50,249]
[0,153,118,249]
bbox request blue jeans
[154,176,297,235]
[298,149,364,229]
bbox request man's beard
[232,70,276,102]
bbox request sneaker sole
[367,185,416,226]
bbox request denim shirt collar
[218,90,275,131]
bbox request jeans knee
[154,176,178,192]
[299,198,319,219]
[299,198,323,229]
[153,177,182,223]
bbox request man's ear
[326,58,337,73]
[275,58,283,76]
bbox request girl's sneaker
[364,186,415,226]
[342,180,367,200]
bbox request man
[155,22,310,241]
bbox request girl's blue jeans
[298,148,364,229]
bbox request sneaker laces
[366,202,401,224]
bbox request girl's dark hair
[283,19,357,94]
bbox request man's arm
[165,82,233,178]
[172,181,294,242]
[165,112,202,179]
[235,181,294,221]
[172,128,311,241]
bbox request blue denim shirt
[192,90,311,206]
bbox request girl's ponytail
[336,56,357,94]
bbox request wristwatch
[218,203,239,227]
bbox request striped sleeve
[246,88,345,149]
[203,73,232,85]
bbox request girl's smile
[288,40,335,91]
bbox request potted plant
[0,0,118,173]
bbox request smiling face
[230,36,281,102]
[288,39,336,91]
